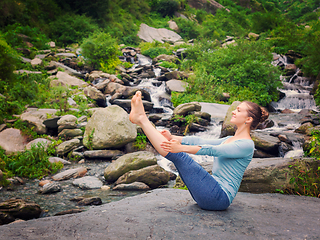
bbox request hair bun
[260,107,269,123]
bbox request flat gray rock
[0,189,319,239]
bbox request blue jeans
[166,152,230,211]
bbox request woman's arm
[160,139,201,154]
[181,136,230,146]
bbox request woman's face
[230,102,250,126]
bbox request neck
[234,124,251,138]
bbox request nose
[232,110,236,115]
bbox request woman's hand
[159,130,172,141]
[160,139,182,153]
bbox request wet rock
[0,199,41,220]
[113,182,151,191]
[83,105,137,149]
[112,99,154,111]
[83,86,106,107]
[72,176,103,190]
[83,150,123,160]
[39,182,61,194]
[192,111,211,121]
[164,70,188,81]
[86,71,111,82]
[173,102,201,116]
[95,79,110,92]
[0,124,6,132]
[0,128,27,154]
[73,197,102,206]
[189,123,206,132]
[0,211,15,225]
[48,157,71,165]
[115,165,170,189]
[104,151,157,182]
[58,129,83,139]
[220,101,240,138]
[52,166,87,181]
[25,138,52,150]
[56,139,80,156]
[251,131,281,156]
[166,80,189,93]
[295,122,314,134]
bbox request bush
[178,39,282,106]
[80,31,121,70]
[4,24,50,50]
[3,143,63,179]
[150,0,179,17]
[139,41,173,58]
[48,14,99,46]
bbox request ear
[246,117,253,125]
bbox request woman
[129,91,268,210]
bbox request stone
[95,79,110,92]
[77,116,87,123]
[52,167,87,181]
[48,157,71,165]
[56,139,81,156]
[31,58,42,68]
[0,124,6,132]
[72,176,103,190]
[83,150,123,160]
[251,131,281,156]
[295,122,314,134]
[14,70,42,75]
[83,86,106,107]
[192,111,211,121]
[25,138,52,150]
[54,209,84,216]
[50,71,88,88]
[166,80,189,93]
[104,151,157,182]
[55,53,77,58]
[39,182,61,194]
[164,70,188,81]
[112,99,154,111]
[77,197,102,206]
[57,115,77,132]
[0,128,27,154]
[43,117,60,129]
[285,64,297,76]
[0,199,41,220]
[153,54,178,63]
[115,165,170,189]
[47,41,55,48]
[101,185,111,191]
[50,62,84,78]
[0,170,3,182]
[173,102,201,116]
[20,111,47,134]
[86,71,111,82]
[168,20,179,31]
[83,105,137,149]
[220,101,241,138]
[113,182,151,191]
[39,180,52,187]
[137,23,182,43]
[58,129,83,139]
[248,32,259,40]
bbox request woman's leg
[129,91,169,157]
[166,152,230,211]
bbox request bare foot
[129,91,147,125]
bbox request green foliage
[159,61,178,69]
[304,130,320,159]
[139,41,173,59]
[283,160,320,198]
[0,34,19,83]
[80,31,120,70]
[4,24,50,51]
[179,39,282,106]
[48,14,99,46]
[134,133,147,150]
[3,142,63,179]
[149,0,180,17]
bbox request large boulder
[104,151,157,182]
[166,80,189,93]
[57,114,77,132]
[50,71,88,88]
[83,86,106,107]
[220,101,240,138]
[251,131,281,156]
[0,128,27,154]
[25,138,52,150]
[173,102,201,116]
[83,105,137,149]
[137,23,182,43]
[115,165,170,189]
